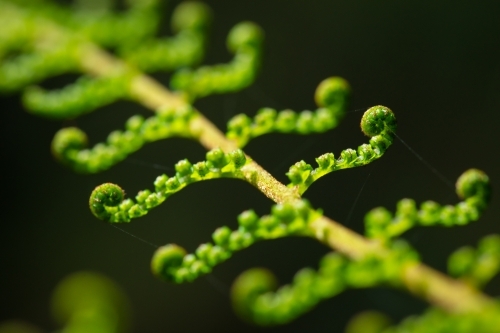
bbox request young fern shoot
[1,0,499,331]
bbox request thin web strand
[110,224,159,249]
[272,136,319,174]
[204,274,230,296]
[393,132,455,191]
[126,158,173,171]
[344,169,372,226]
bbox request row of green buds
[89,148,249,222]
[170,21,264,101]
[150,200,321,283]
[231,240,419,326]
[0,271,131,333]
[52,106,196,173]
[0,39,80,93]
[364,169,491,241]
[69,0,161,49]
[0,2,38,59]
[122,1,212,72]
[286,105,397,194]
[23,72,134,119]
[0,1,211,98]
[14,0,161,49]
[226,77,350,147]
[372,304,500,333]
[448,234,500,288]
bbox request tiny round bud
[151,244,187,282]
[314,76,350,108]
[212,226,232,246]
[89,183,124,221]
[195,243,213,261]
[231,268,278,323]
[165,177,180,191]
[171,1,212,32]
[229,149,247,168]
[206,148,228,168]
[237,210,259,229]
[193,161,209,177]
[286,161,313,185]
[345,311,392,333]
[154,174,169,191]
[339,148,358,165]
[455,168,490,202]
[316,153,335,170]
[361,106,396,137]
[175,159,193,176]
[364,207,393,227]
[273,110,296,132]
[271,203,296,223]
[125,115,144,132]
[135,190,151,204]
[478,235,500,254]
[51,127,88,162]
[227,114,252,133]
[448,246,476,277]
[227,22,264,53]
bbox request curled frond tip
[89,183,125,221]
[456,168,490,203]
[361,105,396,137]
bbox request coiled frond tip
[314,76,350,108]
[89,183,125,221]
[151,244,187,282]
[360,105,396,137]
[231,268,278,323]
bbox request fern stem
[19,3,496,314]
[310,217,494,313]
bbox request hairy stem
[24,4,496,314]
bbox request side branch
[28,9,497,315]
[310,217,494,313]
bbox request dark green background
[2,0,500,332]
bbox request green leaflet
[448,234,500,288]
[121,2,212,71]
[170,21,264,101]
[23,73,134,119]
[151,199,322,283]
[52,106,197,173]
[2,0,498,329]
[226,77,350,147]
[286,105,396,194]
[89,148,250,222]
[364,169,491,240]
[231,240,418,326]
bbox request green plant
[0,271,130,333]
[2,0,499,332]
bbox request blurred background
[1,0,500,332]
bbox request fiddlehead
[5,0,499,329]
[23,73,134,119]
[89,183,125,221]
[89,148,250,222]
[51,106,196,173]
[364,169,491,240]
[448,234,500,288]
[151,200,321,283]
[286,105,396,194]
[170,21,264,101]
[226,77,350,147]
[0,45,79,93]
[231,240,418,326]
[121,1,212,72]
